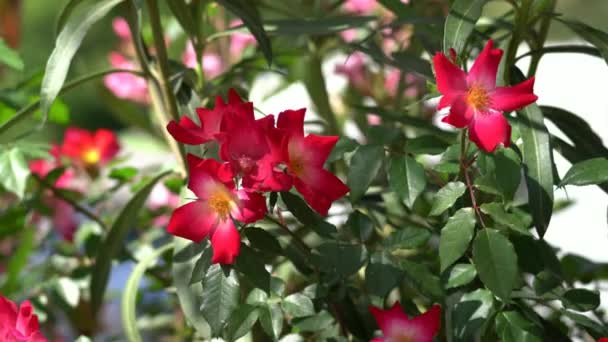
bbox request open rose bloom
[433,40,538,152]
[369,303,441,342]
[0,296,46,341]
[166,89,349,263]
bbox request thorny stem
[33,175,108,230]
[460,130,486,227]
[264,214,312,255]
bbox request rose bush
[0,0,607,341]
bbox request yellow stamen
[208,187,234,220]
[82,149,100,164]
[290,158,305,176]
[466,84,490,111]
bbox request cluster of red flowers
[0,296,46,341]
[165,89,350,264]
[29,128,120,240]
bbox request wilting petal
[441,95,473,128]
[210,219,241,264]
[93,129,120,164]
[409,305,442,342]
[295,168,349,216]
[277,109,306,137]
[467,40,503,89]
[166,117,210,145]
[469,110,511,152]
[233,190,267,223]
[167,201,218,243]
[432,52,467,95]
[490,78,538,112]
[303,134,339,167]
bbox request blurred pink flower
[340,28,358,42]
[367,114,382,125]
[343,0,376,14]
[103,52,149,104]
[335,52,368,92]
[229,20,256,58]
[148,183,180,228]
[385,69,424,98]
[182,42,225,79]
[112,17,131,41]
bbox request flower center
[82,149,100,164]
[466,84,490,111]
[389,330,415,342]
[290,158,305,176]
[236,156,255,174]
[208,188,234,220]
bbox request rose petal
[167,201,217,243]
[210,219,241,264]
[467,39,503,89]
[490,77,538,112]
[432,52,467,95]
[468,110,511,152]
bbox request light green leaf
[56,277,80,307]
[0,38,24,70]
[560,158,608,186]
[430,181,466,216]
[453,288,495,340]
[443,0,488,55]
[472,229,518,300]
[259,303,283,340]
[495,311,543,342]
[122,243,173,342]
[480,203,531,236]
[439,208,476,271]
[388,155,426,208]
[200,264,240,336]
[383,226,431,250]
[292,310,334,332]
[90,170,171,315]
[0,148,30,199]
[445,263,477,289]
[348,145,384,203]
[282,293,315,318]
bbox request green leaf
[445,263,477,289]
[430,181,466,216]
[122,243,172,342]
[443,0,488,55]
[41,0,124,130]
[292,310,335,332]
[282,293,315,318]
[559,18,608,66]
[216,0,272,65]
[189,242,213,285]
[109,167,138,182]
[366,252,403,298]
[399,260,443,298]
[201,264,240,336]
[532,270,561,295]
[541,106,608,158]
[391,51,434,80]
[561,288,600,312]
[0,38,24,70]
[439,208,476,272]
[327,136,359,163]
[90,170,171,315]
[516,100,554,237]
[280,191,337,237]
[383,226,431,250]
[348,145,384,203]
[0,227,35,295]
[259,303,283,340]
[493,147,522,201]
[472,229,518,300]
[560,158,608,186]
[452,288,495,340]
[0,148,30,199]
[314,242,367,278]
[406,135,450,155]
[263,16,376,36]
[224,304,259,341]
[495,311,543,342]
[387,155,426,208]
[480,203,531,236]
[560,309,608,338]
[166,0,197,37]
[346,210,375,242]
[235,244,271,293]
[245,227,283,255]
[172,238,211,337]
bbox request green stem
[264,214,311,255]
[527,0,556,77]
[503,0,532,84]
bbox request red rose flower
[433,40,538,152]
[60,127,120,167]
[167,154,267,264]
[0,296,46,342]
[369,302,441,342]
